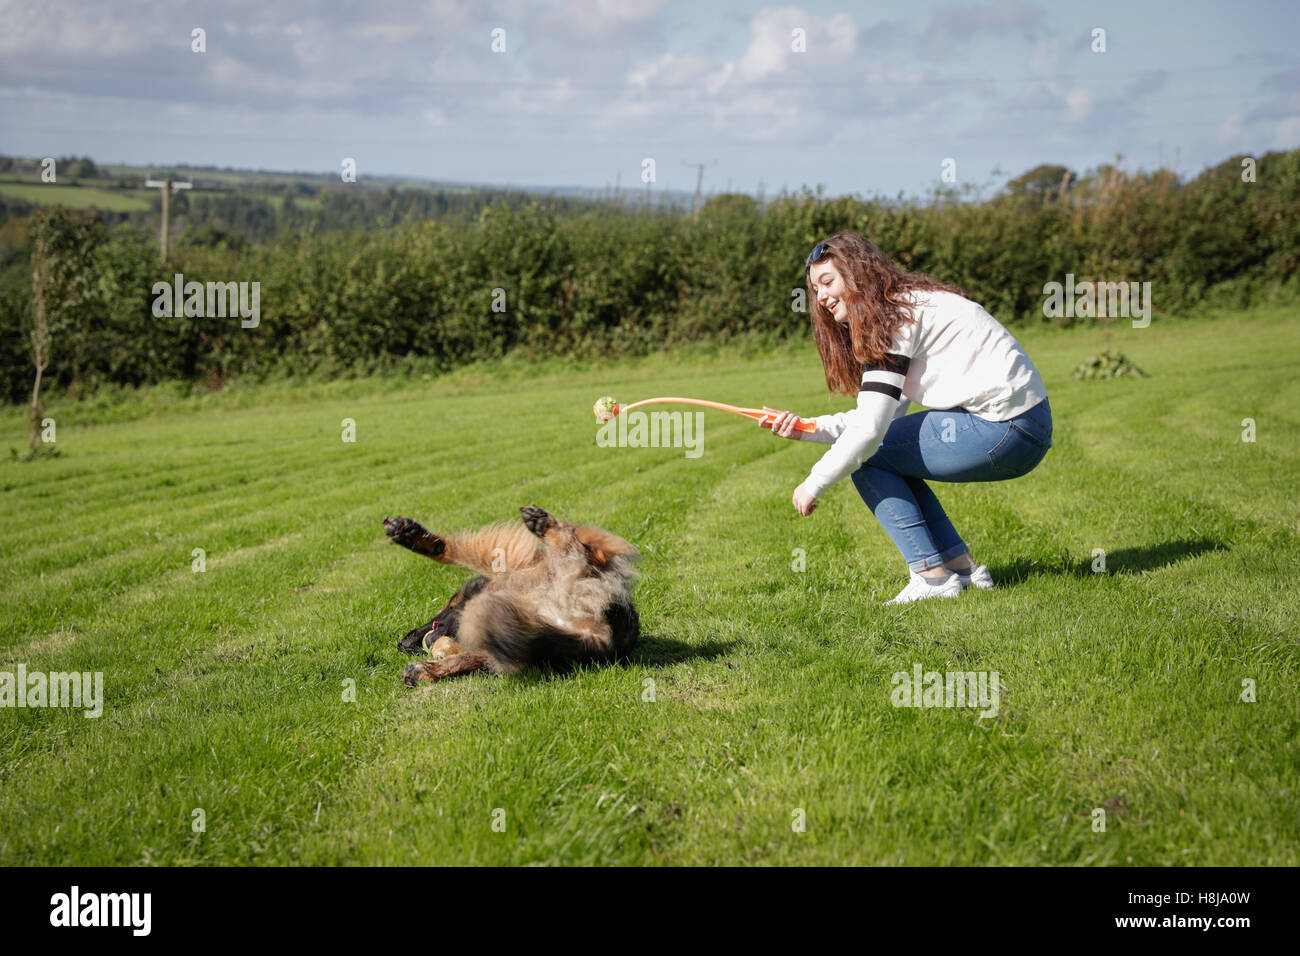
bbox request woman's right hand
[760,406,803,440]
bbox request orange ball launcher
[592,396,816,433]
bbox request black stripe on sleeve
[862,352,910,376]
[860,380,902,400]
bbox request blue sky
[1,0,1296,199]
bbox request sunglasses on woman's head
[805,241,831,267]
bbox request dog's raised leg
[385,516,542,575]
[384,516,447,558]
[520,505,580,558]
[520,506,635,570]
[520,505,559,537]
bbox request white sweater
[800,290,1048,498]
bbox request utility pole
[144,176,192,260]
[683,160,718,219]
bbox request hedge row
[3,149,1296,403]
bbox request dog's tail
[458,592,639,674]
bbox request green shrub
[1,148,1296,403]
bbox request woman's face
[808,259,849,324]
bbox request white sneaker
[884,570,964,606]
[955,565,995,589]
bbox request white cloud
[704,60,736,96]
[426,0,476,28]
[1065,87,1093,121]
[733,8,801,82]
[699,6,862,100]
[921,0,1045,57]
[825,13,859,56]
[1217,112,1245,145]
[1028,38,1060,87]
[629,52,676,89]
[0,0,154,56]
[553,0,671,37]
[1272,116,1300,149]
[728,8,860,84]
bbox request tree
[1003,164,1076,203]
[61,156,100,179]
[699,193,758,221]
[25,207,102,453]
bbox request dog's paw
[403,658,460,685]
[384,515,423,544]
[384,516,445,557]
[403,661,440,686]
[520,505,557,536]
[403,654,489,685]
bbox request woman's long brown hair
[806,232,965,397]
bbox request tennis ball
[593,396,619,422]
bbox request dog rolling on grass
[384,506,641,686]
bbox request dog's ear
[573,526,634,569]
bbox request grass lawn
[1,304,1296,865]
[0,180,152,212]
[0,177,321,214]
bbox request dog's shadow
[627,634,737,668]
[988,537,1228,587]
[487,634,736,686]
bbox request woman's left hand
[761,407,803,440]
[792,483,817,516]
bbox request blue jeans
[849,398,1053,572]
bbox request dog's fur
[384,506,640,685]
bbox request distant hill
[0,155,698,216]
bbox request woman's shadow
[988,537,1228,585]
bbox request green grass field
[1,305,1297,865]
[0,180,152,212]
[0,176,321,214]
